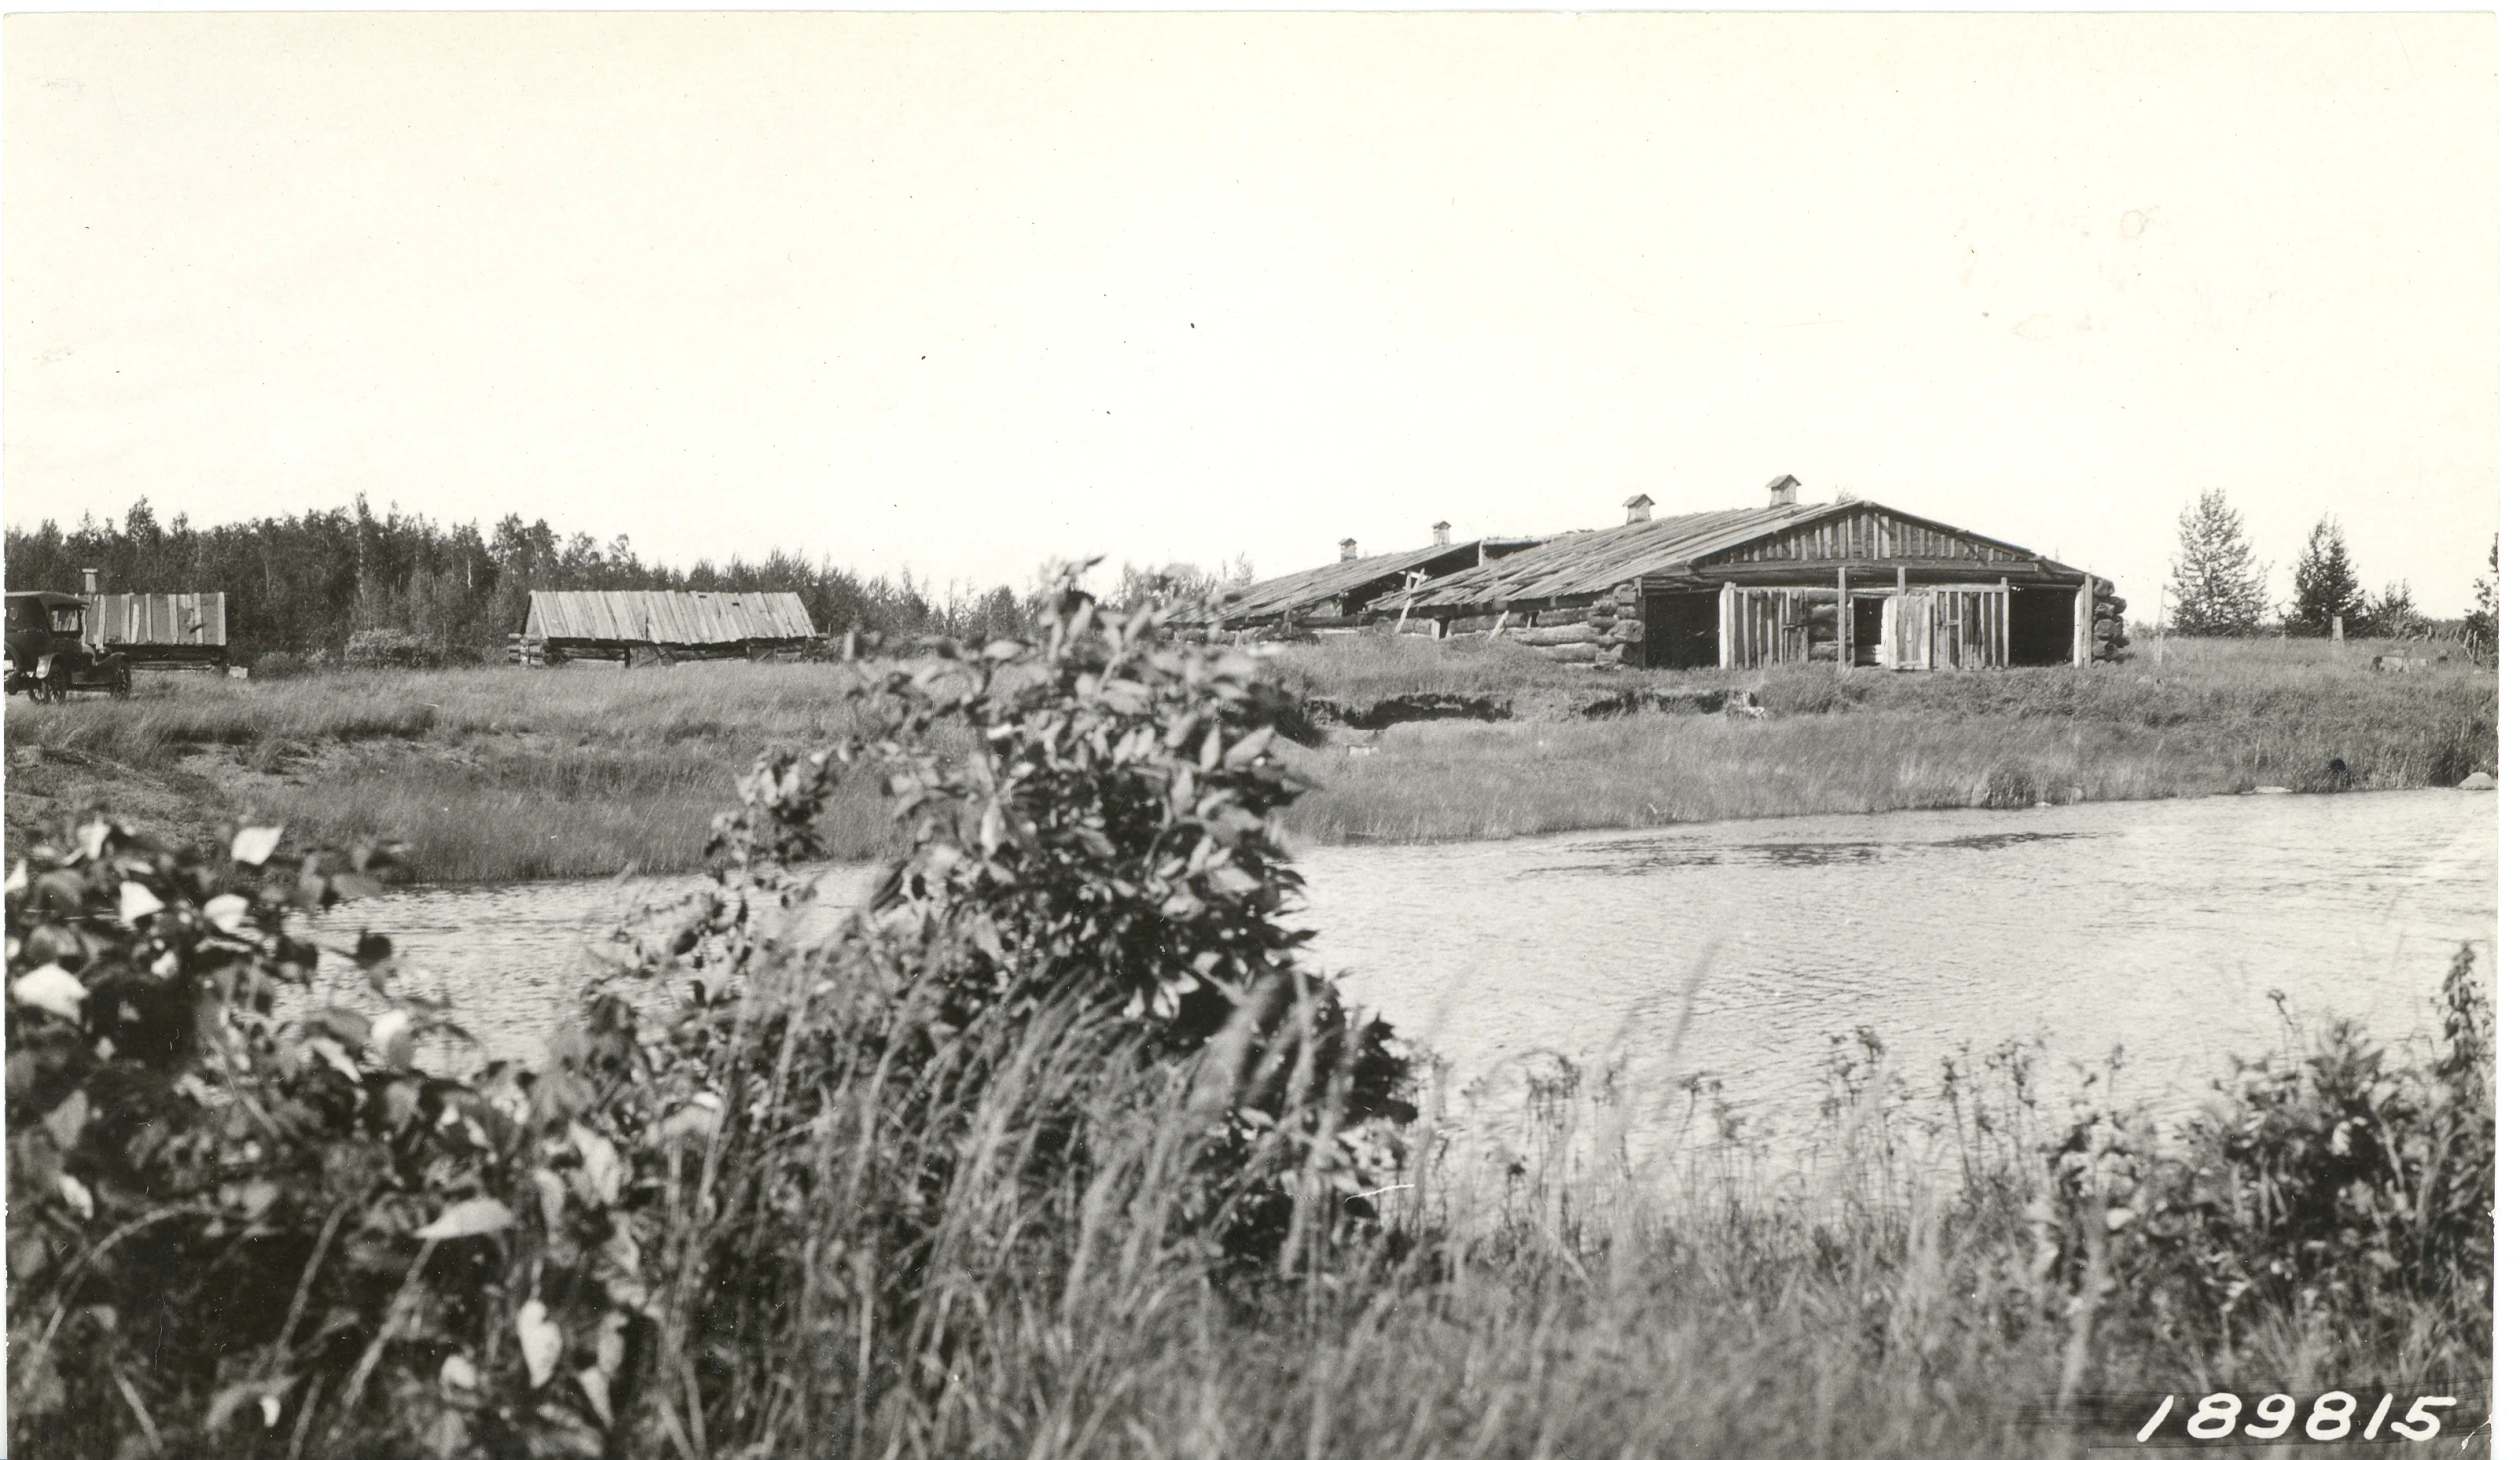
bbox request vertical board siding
[1724,583,2004,669]
[1879,588,2002,670]
[1707,509,2037,569]
[1724,587,1811,668]
[82,593,227,647]
[1887,593,1932,670]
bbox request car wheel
[27,678,52,704]
[111,664,132,699]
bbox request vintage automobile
[5,591,132,702]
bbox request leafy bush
[249,648,329,680]
[343,629,447,671]
[632,573,1416,1275]
[2040,950,2494,1370]
[6,571,1413,1456]
[2,816,584,1456]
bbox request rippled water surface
[324,790,2494,1149]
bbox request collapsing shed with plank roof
[1216,525,1547,631]
[514,590,818,665]
[1374,475,2128,670]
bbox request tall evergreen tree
[2286,514,2368,636]
[2166,489,2269,635]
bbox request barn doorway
[1847,595,1885,667]
[2010,587,2079,665]
[1639,591,1719,668]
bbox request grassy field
[2,663,929,881]
[1278,634,2497,844]
[4,634,2494,882]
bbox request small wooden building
[1216,524,1547,633]
[514,590,817,665]
[1373,476,2128,670]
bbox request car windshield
[49,607,81,633]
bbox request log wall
[2089,583,2131,662]
[1471,572,2126,671]
[1486,583,1643,668]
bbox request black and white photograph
[0,12,2499,1455]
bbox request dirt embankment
[6,745,235,863]
[4,739,432,865]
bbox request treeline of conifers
[3,497,1034,663]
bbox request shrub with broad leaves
[4,813,700,1457]
[2035,949,2494,1370]
[8,568,1416,1456]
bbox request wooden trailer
[82,592,230,671]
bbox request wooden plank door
[1931,588,2000,670]
[1730,588,1812,668]
[1883,591,1933,670]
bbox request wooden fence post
[1835,565,1850,675]
[1998,577,2011,667]
[2075,575,2093,667]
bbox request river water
[318,789,2494,1158]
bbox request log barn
[1215,523,1547,633]
[1368,476,2128,670]
[513,590,818,666]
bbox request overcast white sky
[3,13,2498,617]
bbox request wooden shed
[81,592,230,670]
[1373,476,2128,670]
[1216,525,1547,633]
[514,590,818,665]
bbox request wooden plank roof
[1376,500,2086,611]
[522,590,816,644]
[1374,504,1823,609]
[1218,540,1533,623]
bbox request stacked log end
[2090,581,2133,662]
[1804,593,1842,664]
[1487,585,1643,668]
[1594,583,1643,668]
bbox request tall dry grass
[1280,635,2495,844]
[4,664,937,880]
[566,937,2492,1458]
